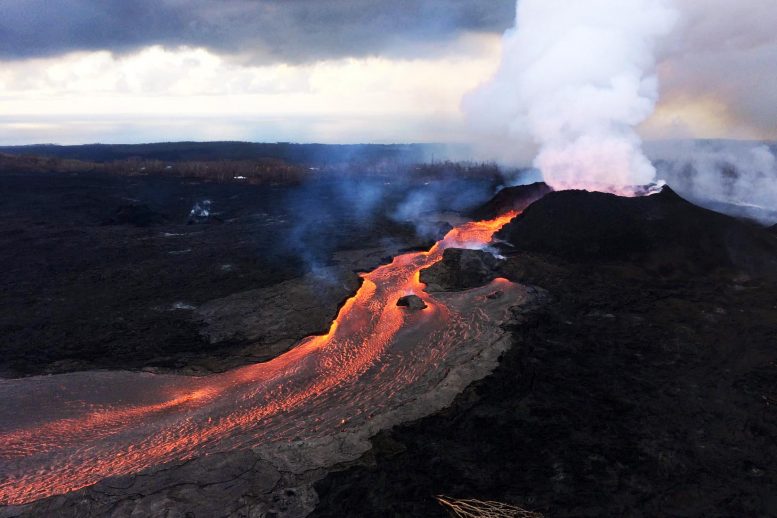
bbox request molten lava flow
[0,212,518,506]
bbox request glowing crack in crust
[0,212,518,506]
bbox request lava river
[0,212,518,506]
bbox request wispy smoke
[651,140,777,224]
[464,0,677,193]
[280,170,500,281]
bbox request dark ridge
[689,198,777,227]
[496,187,777,278]
[468,182,553,220]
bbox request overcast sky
[0,0,774,146]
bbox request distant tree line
[0,152,506,186]
[0,141,443,165]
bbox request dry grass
[435,496,543,518]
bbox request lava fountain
[0,212,519,506]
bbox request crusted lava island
[1,151,777,517]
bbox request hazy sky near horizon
[0,0,775,148]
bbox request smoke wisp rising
[652,141,777,224]
[465,0,678,194]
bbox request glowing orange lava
[0,212,517,506]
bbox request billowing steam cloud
[465,0,678,194]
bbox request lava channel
[0,212,517,506]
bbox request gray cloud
[0,0,515,62]
[656,0,777,138]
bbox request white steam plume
[464,0,678,194]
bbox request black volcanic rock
[104,203,169,227]
[420,248,503,292]
[770,224,777,235]
[312,188,777,518]
[312,191,777,517]
[312,258,777,518]
[0,170,439,378]
[469,182,553,220]
[396,294,427,310]
[497,187,777,278]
